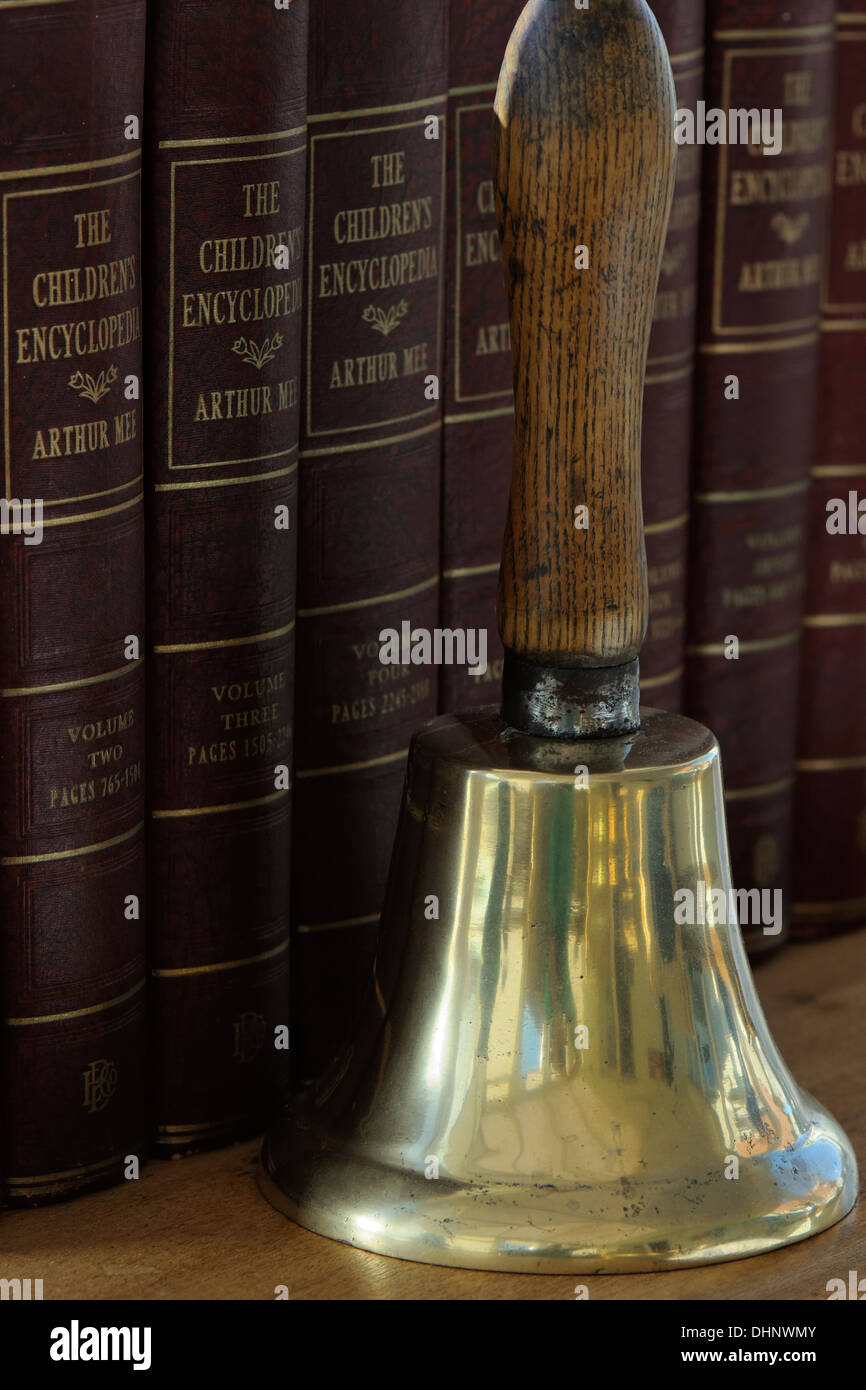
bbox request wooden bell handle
[493,0,676,736]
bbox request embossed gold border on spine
[167,139,306,472]
[305,101,447,442]
[711,41,834,342]
[454,95,511,407]
[3,167,142,509]
[152,938,288,978]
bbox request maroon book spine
[641,1,705,711]
[292,0,448,1079]
[0,0,146,1203]
[685,0,835,956]
[793,1,866,937]
[438,0,523,713]
[146,1,307,1153]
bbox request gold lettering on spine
[3,168,141,511]
[712,41,834,338]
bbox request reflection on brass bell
[259,0,857,1272]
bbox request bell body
[260,709,857,1273]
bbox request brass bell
[259,0,857,1272]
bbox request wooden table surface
[2,932,864,1301]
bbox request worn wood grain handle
[494,0,676,685]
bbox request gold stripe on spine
[447,82,497,97]
[700,333,820,355]
[812,464,866,477]
[804,613,866,628]
[669,47,706,65]
[641,665,684,690]
[155,461,297,491]
[687,630,800,657]
[646,347,694,367]
[297,747,409,779]
[645,511,689,536]
[300,419,441,457]
[713,26,834,41]
[5,1154,128,1189]
[297,911,381,934]
[1,659,142,697]
[308,94,447,124]
[159,125,307,150]
[152,938,288,978]
[154,620,295,654]
[821,318,866,331]
[0,149,140,182]
[694,479,810,503]
[154,1117,246,1141]
[797,753,866,772]
[40,492,143,528]
[41,473,143,508]
[442,561,500,579]
[644,365,694,386]
[724,777,795,802]
[7,978,145,1026]
[1,820,144,866]
[297,573,438,618]
[443,406,514,425]
[151,788,290,819]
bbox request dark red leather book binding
[793,1,866,938]
[291,0,448,1081]
[685,0,836,956]
[145,0,308,1152]
[641,0,705,712]
[0,0,147,1203]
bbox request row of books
[1,0,863,1206]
